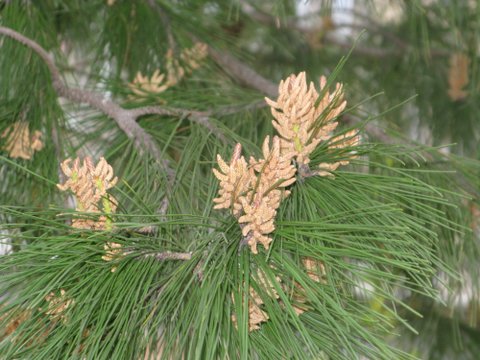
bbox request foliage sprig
[213,72,360,253]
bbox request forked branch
[0,26,227,173]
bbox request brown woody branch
[208,47,278,97]
[141,251,192,261]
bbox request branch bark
[208,47,278,98]
[141,251,192,261]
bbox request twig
[141,251,192,261]
[342,115,396,145]
[127,106,228,143]
[208,47,278,98]
[130,101,267,134]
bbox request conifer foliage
[0,1,479,359]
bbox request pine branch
[0,27,166,167]
[131,102,265,131]
[0,26,227,168]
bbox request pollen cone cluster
[0,307,31,341]
[57,157,118,230]
[1,121,43,160]
[129,70,170,96]
[45,289,74,323]
[231,270,280,332]
[213,72,360,254]
[102,241,124,272]
[266,72,347,166]
[129,42,208,98]
[212,143,253,217]
[213,137,296,254]
[448,52,470,101]
[292,257,327,315]
[58,157,124,271]
[239,136,297,253]
[180,42,208,70]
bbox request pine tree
[0,1,479,359]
